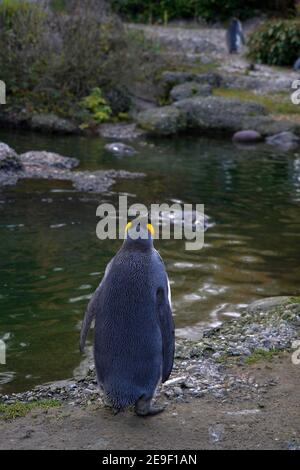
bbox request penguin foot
[135,397,166,417]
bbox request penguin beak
[125,221,132,232]
[147,223,155,237]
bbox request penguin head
[123,220,155,251]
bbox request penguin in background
[293,57,300,71]
[80,220,175,416]
[226,18,245,54]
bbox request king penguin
[294,57,300,71]
[80,220,175,416]
[226,18,245,54]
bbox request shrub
[0,0,167,123]
[111,0,296,23]
[111,0,195,23]
[80,88,112,128]
[248,19,300,66]
[0,0,48,92]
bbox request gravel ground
[1,297,299,409]
[0,296,299,450]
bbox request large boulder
[97,123,145,140]
[30,113,78,134]
[137,105,186,136]
[222,74,292,94]
[161,71,222,89]
[19,151,79,170]
[137,95,300,138]
[241,117,300,138]
[170,82,212,102]
[174,96,267,134]
[0,142,22,171]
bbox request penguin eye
[147,224,155,236]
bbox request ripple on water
[69,294,93,304]
[173,262,195,269]
[78,284,92,290]
[0,371,16,385]
[199,283,228,295]
[50,223,67,229]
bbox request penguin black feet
[135,396,166,417]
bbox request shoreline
[1,296,299,407]
[0,296,299,450]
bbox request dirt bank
[0,354,299,450]
[0,297,299,450]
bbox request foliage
[245,348,281,364]
[248,19,300,66]
[111,0,192,23]
[0,0,170,124]
[0,1,48,92]
[111,0,296,23]
[80,88,112,128]
[0,400,61,420]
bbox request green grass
[288,296,300,304]
[245,349,282,365]
[173,60,220,75]
[0,399,61,420]
[213,88,299,115]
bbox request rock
[0,148,144,193]
[209,424,225,443]
[30,113,78,134]
[137,105,186,136]
[266,131,300,150]
[174,96,266,134]
[161,71,222,89]
[0,142,22,171]
[97,123,145,140]
[232,130,262,143]
[241,117,300,138]
[170,82,212,102]
[19,151,79,170]
[248,297,290,314]
[222,74,292,93]
[104,142,137,157]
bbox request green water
[0,129,300,394]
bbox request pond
[0,129,300,394]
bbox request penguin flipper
[157,281,175,383]
[79,290,98,353]
[79,259,113,353]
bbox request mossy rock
[170,82,212,102]
[31,113,78,135]
[137,105,187,136]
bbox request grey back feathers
[79,226,175,411]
